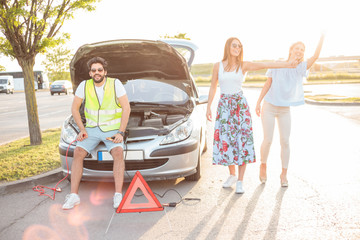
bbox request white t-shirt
[75,78,126,105]
[265,61,308,106]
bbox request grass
[0,128,61,182]
[305,94,360,103]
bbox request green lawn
[0,128,61,182]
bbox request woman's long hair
[222,37,243,72]
[287,41,305,60]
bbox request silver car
[59,39,208,182]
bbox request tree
[0,0,99,145]
[42,46,72,82]
[160,33,191,40]
[0,64,5,71]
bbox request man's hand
[76,130,88,141]
[106,133,123,143]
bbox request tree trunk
[18,57,42,145]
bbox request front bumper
[59,138,199,182]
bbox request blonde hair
[222,37,243,72]
[287,41,305,60]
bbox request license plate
[97,150,144,161]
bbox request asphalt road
[0,87,359,240]
[0,91,73,145]
[0,84,359,145]
[303,83,360,97]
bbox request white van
[0,75,14,94]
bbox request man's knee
[111,147,124,159]
[74,147,88,160]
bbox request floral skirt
[212,91,256,166]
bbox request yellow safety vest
[84,78,122,132]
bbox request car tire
[185,147,201,181]
[51,92,54,95]
[202,130,208,154]
[58,93,60,95]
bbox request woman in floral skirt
[206,37,300,193]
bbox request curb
[305,99,360,106]
[0,168,65,195]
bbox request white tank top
[218,61,244,94]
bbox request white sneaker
[62,193,80,210]
[222,175,237,188]
[235,181,245,194]
[113,192,123,209]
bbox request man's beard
[92,75,105,83]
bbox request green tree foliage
[0,0,99,145]
[161,33,191,40]
[42,46,72,82]
[0,64,5,71]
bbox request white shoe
[222,175,237,188]
[235,181,245,194]
[62,193,80,210]
[113,192,123,209]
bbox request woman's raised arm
[307,34,325,70]
[242,58,299,75]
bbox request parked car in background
[0,75,14,94]
[59,39,208,182]
[50,80,73,95]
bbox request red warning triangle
[116,171,163,213]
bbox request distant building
[0,71,49,90]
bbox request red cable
[32,140,76,200]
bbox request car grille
[83,158,169,171]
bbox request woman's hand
[76,129,88,141]
[206,108,212,121]
[255,103,261,117]
[288,58,301,68]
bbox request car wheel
[185,147,201,181]
[201,130,208,154]
[58,93,60,95]
[51,92,54,95]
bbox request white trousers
[260,101,291,169]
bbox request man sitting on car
[62,57,131,210]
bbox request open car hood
[70,39,197,90]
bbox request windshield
[0,79,7,84]
[53,81,66,85]
[123,79,189,105]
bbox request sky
[1,0,359,71]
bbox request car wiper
[130,101,188,110]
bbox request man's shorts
[76,127,124,154]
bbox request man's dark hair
[87,57,108,71]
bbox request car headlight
[61,116,78,145]
[160,119,193,145]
